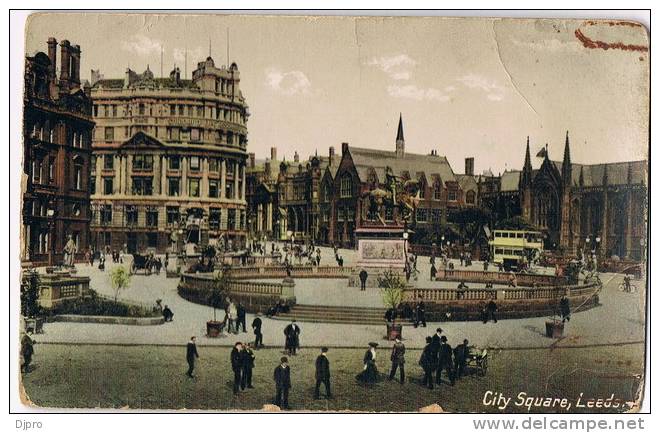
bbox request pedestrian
[338,256,344,267]
[237,302,247,332]
[559,295,571,322]
[252,313,264,348]
[453,339,470,378]
[384,307,396,323]
[230,342,243,394]
[419,336,435,389]
[388,337,406,384]
[162,304,174,322]
[356,342,380,383]
[186,336,199,378]
[431,327,443,357]
[314,347,332,399]
[274,356,291,409]
[430,263,437,281]
[241,343,256,389]
[284,320,300,355]
[20,333,34,373]
[359,269,368,291]
[227,299,238,333]
[483,299,498,323]
[435,335,455,386]
[414,298,426,328]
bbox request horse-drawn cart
[130,253,154,275]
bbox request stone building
[22,38,95,266]
[480,134,647,260]
[89,56,249,253]
[320,115,477,248]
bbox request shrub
[21,269,42,318]
[48,291,158,318]
[378,269,405,311]
[110,266,131,302]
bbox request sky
[24,13,649,175]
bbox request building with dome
[89,56,249,253]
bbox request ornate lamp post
[46,203,56,268]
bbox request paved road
[33,243,645,349]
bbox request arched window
[340,174,352,198]
[466,190,476,204]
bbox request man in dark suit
[284,320,301,355]
[241,343,255,389]
[359,269,368,291]
[186,336,199,378]
[230,342,243,394]
[252,314,264,348]
[314,347,332,399]
[388,337,406,384]
[414,298,426,328]
[274,356,291,409]
[237,302,247,332]
[485,299,498,323]
[430,328,443,357]
[453,339,470,378]
[436,335,455,386]
[419,336,435,389]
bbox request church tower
[559,131,573,252]
[395,113,405,158]
[520,136,533,222]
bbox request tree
[209,264,230,322]
[495,216,539,231]
[109,266,131,302]
[20,270,41,317]
[378,269,405,323]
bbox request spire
[561,130,572,185]
[396,113,404,142]
[395,113,405,158]
[521,136,533,188]
[562,130,571,167]
[524,136,532,170]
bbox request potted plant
[21,269,43,334]
[109,265,131,303]
[378,269,405,340]
[207,265,229,337]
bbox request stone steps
[271,304,414,326]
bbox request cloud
[173,47,206,65]
[456,74,506,101]
[367,54,417,80]
[265,67,312,95]
[387,84,450,102]
[121,35,162,56]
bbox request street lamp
[46,205,56,268]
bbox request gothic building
[89,56,249,253]
[22,38,95,266]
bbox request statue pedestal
[349,227,408,288]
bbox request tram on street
[488,229,544,271]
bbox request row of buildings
[21,37,647,266]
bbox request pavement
[33,245,647,350]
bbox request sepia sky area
[25,13,649,175]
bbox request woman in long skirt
[356,342,380,383]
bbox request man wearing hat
[430,328,443,358]
[230,342,243,394]
[284,319,301,355]
[185,336,199,378]
[419,336,435,389]
[274,356,291,409]
[436,335,455,386]
[453,339,470,378]
[314,347,332,399]
[388,337,406,384]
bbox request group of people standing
[418,328,472,389]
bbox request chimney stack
[69,44,81,87]
[270,147,277,161]
[59,40,71,89]
[465,157,474,176]
[249,153,255,169]
[329,146,335,165]
[294,151,299,163]
[341,142,349,155]
[47,37,57,80]
[265,159,271,175]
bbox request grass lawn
[21,343,644,413]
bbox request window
[226,160,235,175]
[103,155,114,170]
[139,103,145,115]
[227,131,234,145]
[167,156,179,171]
[225,182,234,199]
[170,104,176,116]
[132,177,153,196]
[434,185,442,200]
[166,206,180,225]
[178,105,184,116]
[104,127,114,141]
[132,155,154,171]
[196,106,203,117]
[165,177,180,197]
[189,156,200,171]
[74,163,83,190]
[188,178,200,197]
[90,156,97,174]
[147,233,158,248]
[90,176,96,194]
[48,159,55,182]
[209,158,219,173]
[209,208,221,230]
[209,180,219,198]
[32,159,41,183]
[190,128,200,142]
[126,205,138,225]
[340,174,352,198]
[93,105,99,117]
[112,105,117,117]
[416,208,428,222]
[448,190,457,201]
[170,127,180,141]
[466,190,476,205]
[227,209,236,230]
[146,208,158,227]
[100,205,112,224]
[431,209,441,223]
[103,177,114,195]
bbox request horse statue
[363,167,421,225]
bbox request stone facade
[22,38,95,266]
[89,57,249,253]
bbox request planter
[206,320,224,338]
[386,323,403,341]
[545,319,564,338]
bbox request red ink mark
[575,20,648,52]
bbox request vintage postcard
[15,12,648,414]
